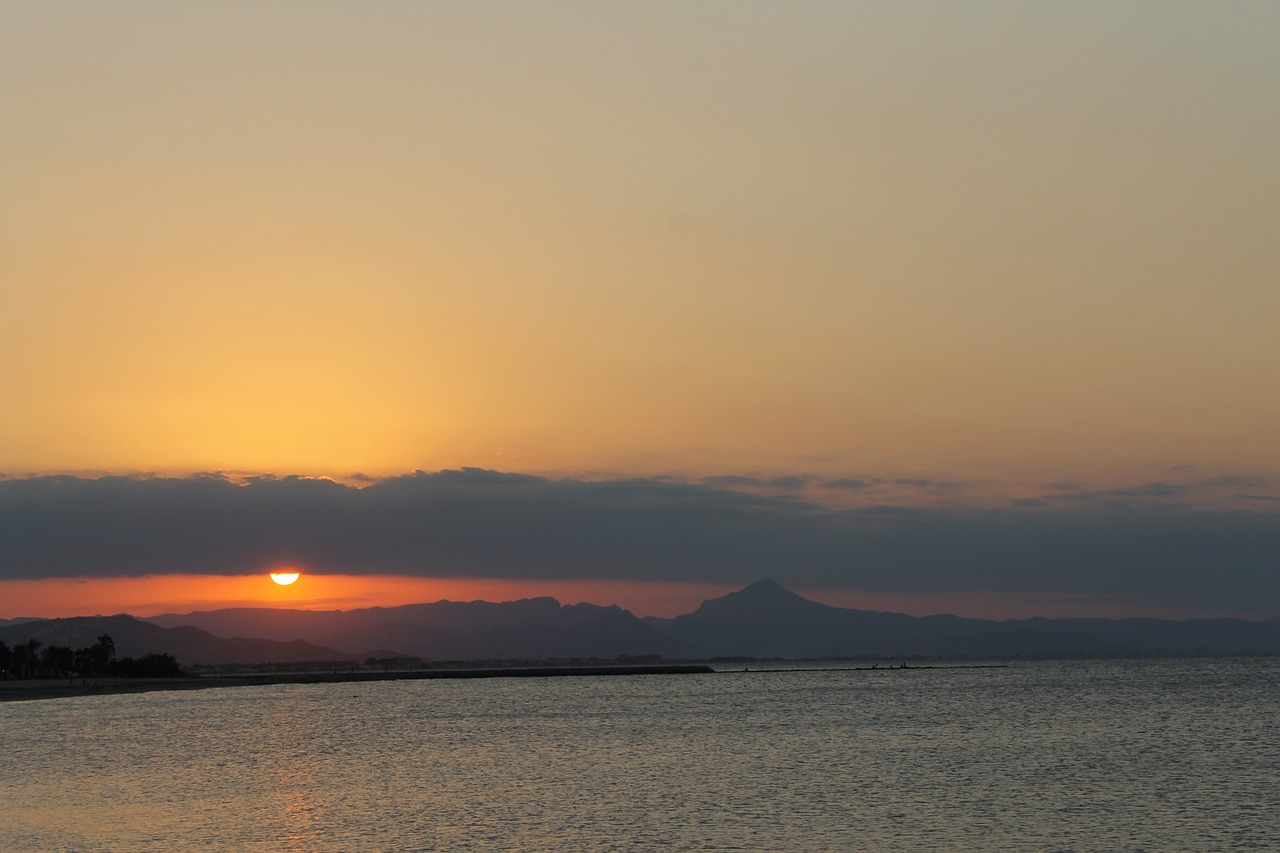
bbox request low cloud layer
[1,470,1277,614]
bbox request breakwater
[0,663,715,703]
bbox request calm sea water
[2,658,1277,852]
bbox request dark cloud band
[1,470,1276,614]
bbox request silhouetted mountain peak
[738,577,796,599]
[682,578,833,623]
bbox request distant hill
[147,598,682,661]
[11,581,1275,667]
[0,614,353,666]
[641,578,1280,658]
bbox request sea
[1,657,1276,852]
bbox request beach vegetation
[0,634,184,681]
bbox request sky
[2,3,1277,620]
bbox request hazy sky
[2,4,1277,618]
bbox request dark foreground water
[2,657,1276,851]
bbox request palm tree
[91,634,115,675]
[42,645,75,681]
[15,639,42,679]
[73,647,95,685]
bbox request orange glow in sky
[2,575,1264,624]
[0,575,741,621]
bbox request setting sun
[269,572,301,586]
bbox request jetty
[0,663,715,703]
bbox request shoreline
[0,663,716,703]
[0,662,1017,703]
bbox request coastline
[0,663,716,703]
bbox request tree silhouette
[109,653,184,678]
[42,645,75,680]
[15,639,42,679]
[0,632,183,681]
[90,634,115,675]
[73,647,95,684]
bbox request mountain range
[3,579,1277,666]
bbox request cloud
[1110,482,1186,498]
[701,475,809,490]
[0,470,1277,614]
[1201,475,1269,489]
[1034,474,1277,508]
[893,478,968,492]
[820,478,883,491]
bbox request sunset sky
[2,3,1277,620]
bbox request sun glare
[269,572,301,586]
